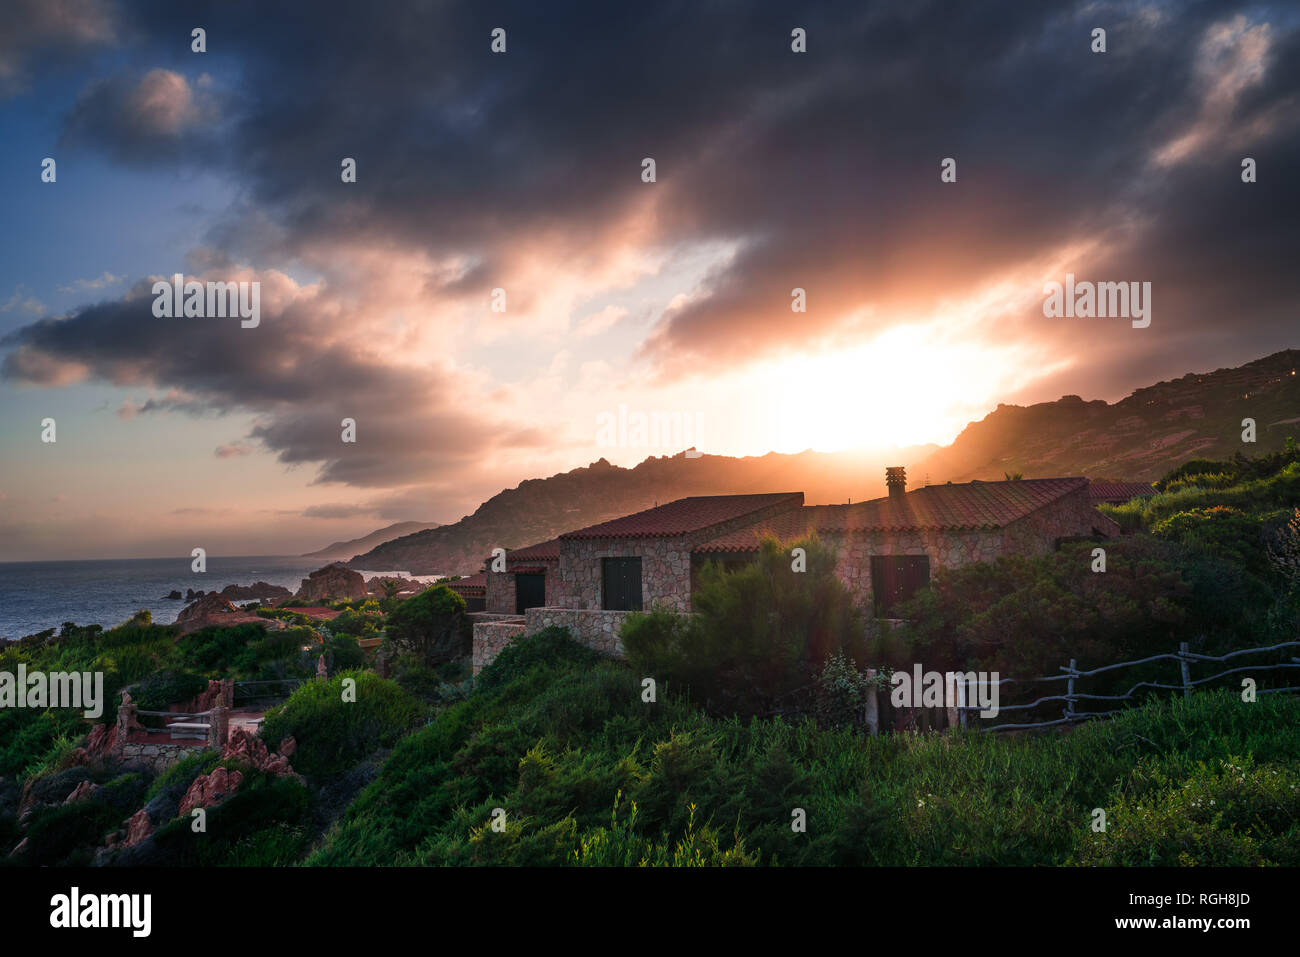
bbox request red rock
[175,592,242,632]
[222,728,297,778]
[296,563,367,602]
[278,736,297,759]
[64,780,99,804]
[178,766,244,817]
[124,809,153,846]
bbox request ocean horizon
[0,555,447,639]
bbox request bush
[328,635,365,672]
[16,801,120,866]
[1079,757,1300,865]
[385,586,470,666]
[474,627,598,695]
[151,769,311,866]
[623,534,866,715]
[259,670,425,779]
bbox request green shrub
[626,534,866,715]
[474,627,598,695]
[1079,757,1300,865]
[17,801,120,866]
[385,586,470,666]
[258,670,425,779]
[151,770,311,866]
[328,635,365,672]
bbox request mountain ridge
[350,349,1300,575]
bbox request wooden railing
[956,639,1300,732]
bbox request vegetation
[258,671,426,779]
[2,447,1297,868]
[622,534,866,715]
[384,585,471,666]
[308,629,1300,866]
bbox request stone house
[484,537,562,615]
[445,572,487,612]
[470,470,1120,672]
[695,472,1119,618]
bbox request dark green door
[515,573,546,614]
[601,558,643,611]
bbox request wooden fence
[954,639,1300,732]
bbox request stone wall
[524,607,630,658]
[827,527,1005,613]
[556,535,695,611]
[119,741,211,774]
[486,570,517,614]
[487,559,561,614]
[471,619,527,674]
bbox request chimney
[885,466,907,500]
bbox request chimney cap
[885,466,907,498]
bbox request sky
[1,0,1297,561]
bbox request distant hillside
[348,446,936,575]
[917,349,1300,484]
[351,349,1299,576]
[303,521,440,560]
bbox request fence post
[864,669,879,737]
[1179,642,1192,698]
[1065,659,1076,722]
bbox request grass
[303,632,1300,866]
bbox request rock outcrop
[176,592,238,628]
[366,574,421,596]
[222,728,298,778]
[178,766,244,817]
[220,581,293,601]
[175,593,267,634]
[296,563,367,602]
[123,808,154,846]
[64,780,99,804]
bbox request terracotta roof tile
[695,478,1089,553]
[560,492,803,540]
[1087,481,1155,504]
[445,572,486,595]
[506,537,561,561]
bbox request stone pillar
[219,678,234,710]
[116,692,138,737]
[208,706,229,749]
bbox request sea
[0,555,444,640]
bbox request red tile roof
[560,492,803,540]
[506,538,561,561]
[445,572,486,595]
[695,478,1090,553]
[1087,481,1155,504]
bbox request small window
[602,557,643,611]
[871,555,930,618]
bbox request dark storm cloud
[52,0,1295,378]
[6,0,1299,486]
[0,0,116,98]
[0,277,548,487]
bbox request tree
[384,585,471,666]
